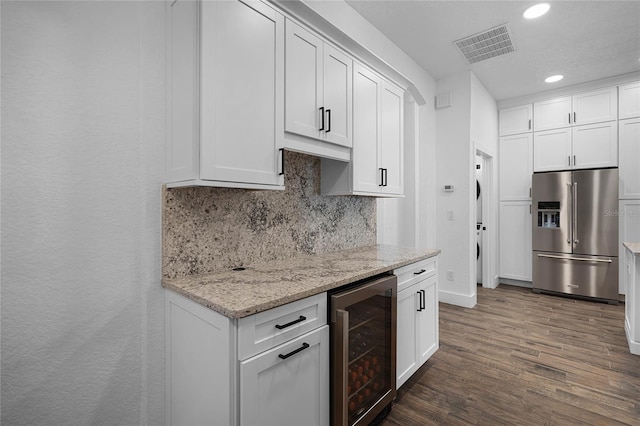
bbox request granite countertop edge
[163,245,440,319]
[623,242,640,255]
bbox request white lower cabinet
[499,201,532,281]
[165,290,328,426]
[394,257,439,389]
[620,200,640,295]
[240,326,329,426]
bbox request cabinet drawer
[238,293,327,360]
[394,257,438,292]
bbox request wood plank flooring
[381,284,640,426]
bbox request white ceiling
[344,0,640,101]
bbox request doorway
[475,149,498,289]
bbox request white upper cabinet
[572,87,618,126]
[499,104,533,136]
[321,63,404,197]
[533,87,618,131]
[533,123,617,172]
[534,96,572,131]
[167,0,285,189]
[619,118,640,199]
[499,133,533,200]
[533,128,572,172]
[284,20,352,152]
[619,81,640,120]
[571,121,618,169]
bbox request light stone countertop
[623,242,640,255]
[162,244,440,318]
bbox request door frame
[476,149,499,289]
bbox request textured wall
[1,2,165,425]
[163,151,377,278]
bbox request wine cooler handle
[275,315,306,330]
[335,309,349,426]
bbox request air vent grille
[454,24,515,64]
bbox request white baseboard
[438,290,476,308]
[625,319,640,356]
[499,278,532,288]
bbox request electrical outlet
[447,270,454,281]
[447,210,454,220]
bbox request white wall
[1,2,165,424]
[470,73,499,288]
[435,71,475,307]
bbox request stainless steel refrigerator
[532,168,618,303]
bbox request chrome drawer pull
[537,254,612,263]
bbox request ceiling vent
[454,24,515,64]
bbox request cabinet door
[200,0,284,185]
[240,326,329,426]
[533,128,572,172]
[619,81,640,120]
[572,87,617,126]
[380,81,404,195]
[323,45,352,147]
[619,200,640,295]
[417,276,438,365]
[396,286,419,389]
[619,118,640,199]
[571,121,618,169]
[352,64,382,193]
[499,133,533,200]
[499,201,532,281]
[499,104,533,136]
[284,19,322,141]
[534,96,571,131]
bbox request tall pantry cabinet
[618,81,640,295]
[498,106,533,281]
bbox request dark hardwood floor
[382,284,640,426]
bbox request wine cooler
[329,274,397,426]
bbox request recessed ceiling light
[545,75,564,83]
[524,3,550,19]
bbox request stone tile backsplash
[162,151,376,278]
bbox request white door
[619,200,640,295]
[619,81,640,120]
[619,118,640,199]
[284,19,322,141]
[240,326,329,426]
[499,133,533,200]
[352,64,381,193]
[322,45,352,147]
[396,285,419,389]
[200,0,284,185]
[533,96,571,131]
[499,201,532,281]
[417,276,438,364]
[533,128,572,172]
[380,81,404,195]
[571,121,618,169]
[572,87,617,126]
[499,104,533,136]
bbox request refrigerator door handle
[573,182,579,246]
[567,182,573,245]
[537,253,612,263]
